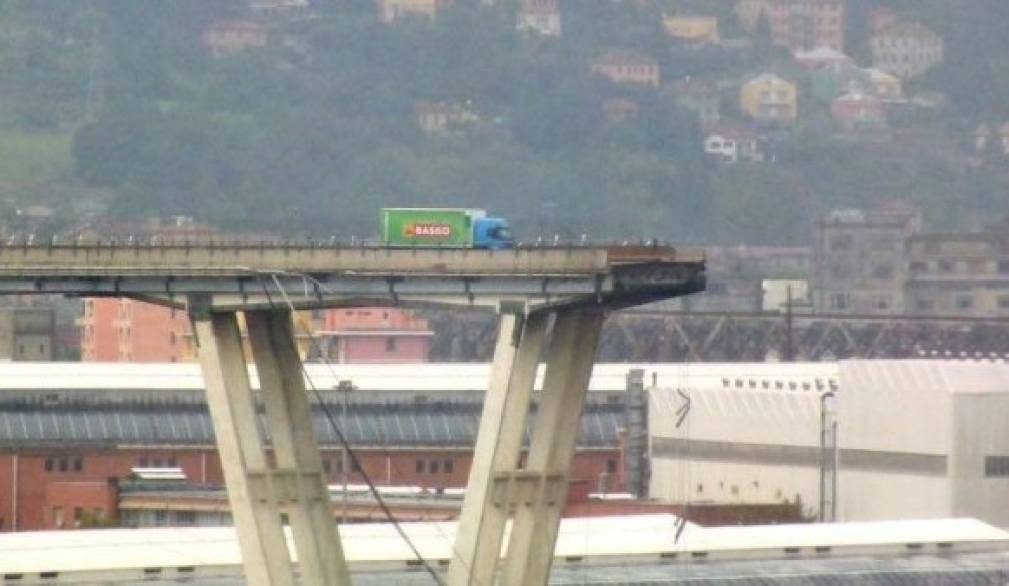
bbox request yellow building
[740,73,797,123]
[662,14,719,45]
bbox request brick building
[0,362,635,532]
[80,301,430,364]
[79,299,190,362]
[315,307,433,363]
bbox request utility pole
[784,284,794,362]
[337,379,354,524]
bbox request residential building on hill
[376,0,451,23]
[871,22,944,79]
[202,20,268,56]
[704,124,762,163]
[414,101,479,135]
[831,91,886,132]
[661,14,719,46]
[793,46,852,70]
[865,68,904,102]
[740,73,797,124]
[591,50,660,88]
[737,0,845,52]
[517,0,561,37]
[248,0,311,18]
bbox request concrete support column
[500,310,605,586]
[447,311,548,586]
[246,310,351,585]
[192,310,296,586]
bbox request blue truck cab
[473,216,514,250]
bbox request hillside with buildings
[0,0,1006,246]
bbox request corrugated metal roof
[0,400,624,448]
[840,359,1009,396]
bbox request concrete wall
[952,393,1009,526]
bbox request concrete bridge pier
[191,304,351,586]
[448,309,606,586]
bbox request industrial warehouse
[2,359,1009,584]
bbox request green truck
[380,208,514,249]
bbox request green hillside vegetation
[0,0,1005,244]
[0,130,72,188]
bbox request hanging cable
[254,273,445,585]
[266,271,492,585]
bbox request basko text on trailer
[380,208,514,249]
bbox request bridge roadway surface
[0,242,705,311]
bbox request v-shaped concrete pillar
[192,306,350,586]
[448,310,605,586]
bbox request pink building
[315,308,433,363]
[79,299,190,363]
[831,91,885,132]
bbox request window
[385,338,397,352]
[606,459,618,474]
[872,264,894,279]
[428,460,440,474]
[829,234,854,251]
[999,260,1009,275]
[999,296,1009,310]
[444,460,454,474]
[938,259,954,273]
[53,506,64,528]
[167,458,176,467]
[72,457,83,472]
[139,457,149,468]
[322,459,332,475]
[176,510,196,526]
[830,293,849,310]
[985,456,1009,477]
[154,510,168,526]
[44,458,53,472]
[58,458,68,472]
[416,459,424,474]
[909,261,927,274]
[956,295,974,310]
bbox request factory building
[650,360,1009,528]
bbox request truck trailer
[380,208,513,249]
